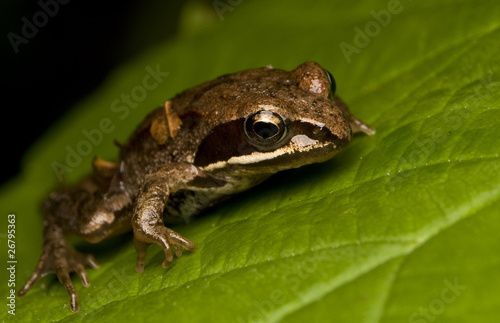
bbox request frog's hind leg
[18,174,132,312]
[17,218,100,313]
[333,95,376,136]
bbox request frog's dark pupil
[254,121,279,139]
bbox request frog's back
[119,67,282,169]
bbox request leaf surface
[2,0,499,322]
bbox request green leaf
[2,0,500,322]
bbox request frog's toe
[18,270,42,297]
[133,224,196,271]
[54,250,99,312]
[18,240,99,313]
[165,228,196,253]
[57,271,80,312]
[133,239,149,273]
[85,254,100,269]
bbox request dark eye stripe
[194,119,256,167]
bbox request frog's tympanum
[18,62,374,312]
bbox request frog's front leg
[132,163,222,273]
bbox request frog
[18,61,374,312]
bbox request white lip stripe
[202,142,333,172]
[228,148,291,165]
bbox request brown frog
[18,62,374,312]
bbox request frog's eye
[244,111,287,146]
[325,70,337,97]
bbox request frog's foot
[17,237,100,313]
[133,224,196,273]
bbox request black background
[0,0,187,185]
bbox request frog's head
[194,62,353,175]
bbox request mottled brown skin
[18,62,374,312]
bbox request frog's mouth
[223,135,347,173]
[203,127,349,175]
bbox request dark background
[0,0,191,185]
